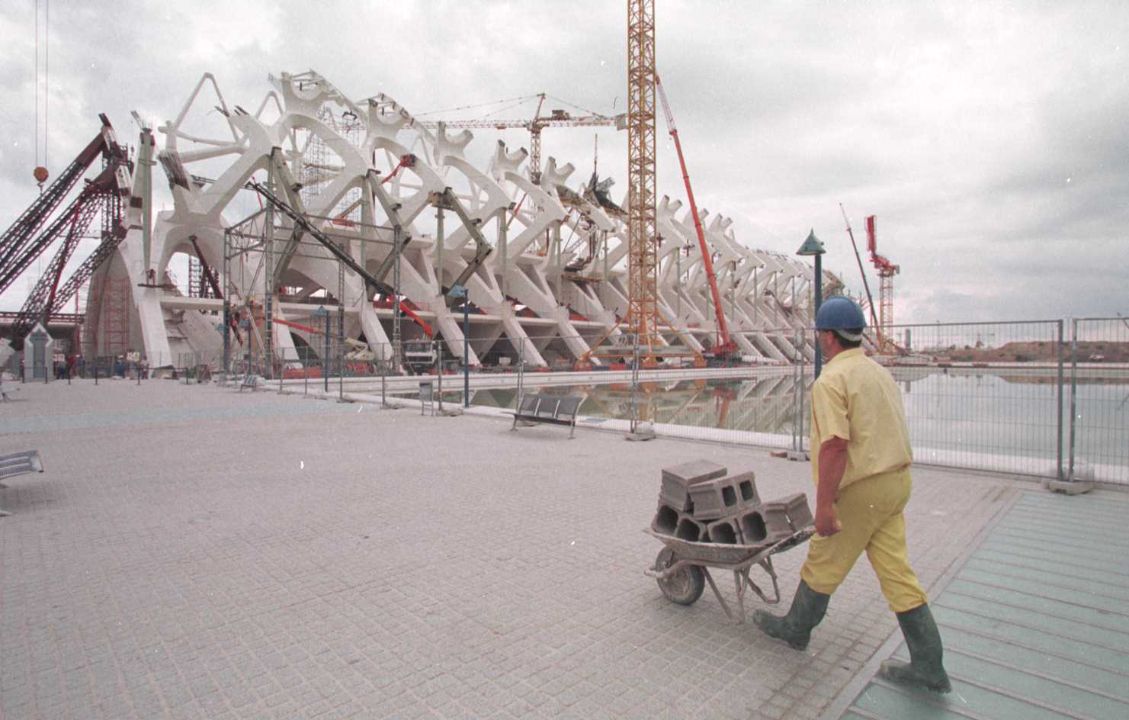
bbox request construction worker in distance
[753,295,951,694]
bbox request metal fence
[6,317,1125,484]
[496,320,1128,485]
[1067,318,1129,485]
[881,320,1066,479]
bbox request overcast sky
[1,0,1126,323]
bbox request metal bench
[0,450,44,517]
[510,393,582,439]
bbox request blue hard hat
[815,296,866,336]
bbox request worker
[753,296,950,694]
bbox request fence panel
[1070,318,1129,485]
[30,312,1118,484]
[881,321,1064,478]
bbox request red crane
[865,215,899,351]
[655,73,736,358]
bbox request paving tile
[0,381,1032,718]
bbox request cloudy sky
[1,0,1126,323]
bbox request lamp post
[313,305,329,392]
[449,284,470,408]
[796,229,826,378]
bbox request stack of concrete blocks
[652,460,814,549]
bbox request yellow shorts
[800,468,927,613]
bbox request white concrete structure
[22,322,55,381]
[85,71,837,370]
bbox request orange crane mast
[655,73,736,358]
[625,0,661,356]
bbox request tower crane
[414,94,624,185]
[655,73,736,359]
[625,0,660,356]
[865,215,899,352]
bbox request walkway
[0,378,1090,719]
[828,490,1129,719]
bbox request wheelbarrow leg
[702,568,739,623]
[733,568,749,622]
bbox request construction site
[0,0,902,377]
[3,3,1129,720]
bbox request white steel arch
[86,71,831,370]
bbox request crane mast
[626,0,660,355]
[655,73,735,357]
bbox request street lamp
[449,284,470,408]
[796,228,826,377]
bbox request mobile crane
[655,74,738,360]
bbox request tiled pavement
[1,379,1027,718]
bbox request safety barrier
[7,319,1123,484]
[1067,318,1129,485]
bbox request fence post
[791,327,806,456]
[1056,320,1064,481]
[630,335,640,434]
[516,342,524,409]
[1068,318,1078,479]
[380,344,387,409]
[463,297,470,408]
[436,341,444,414]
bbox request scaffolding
[220,194,401,381]
[101,275,132,357]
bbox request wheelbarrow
[644,526,814,623]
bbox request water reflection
[472,376,809,435]
[466,368,1128,469]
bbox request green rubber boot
[753,580,830,650]
[880,604,952,694]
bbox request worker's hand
[814,505,842,537]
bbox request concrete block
[738,511,767,544]
[674,516,707,543]
[760,502,794,539]
[779,492,813,530]
[706,517,741,545]
[688,472,758,520]
[651,504,680,536]
[1044,478,1094,495]
[660,460,727,512]
[729,471,760,506]
[688,477,740,520]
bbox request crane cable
[33,0,50,190]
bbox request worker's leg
[752,580,829,650]
[864,471,950,692]
[880,604,951,693]
[865,510,927,613]
[800,473,897,595]
[756,474,888,650]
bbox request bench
[510,393,582,439]
[0,450,44,517]
[238,370,260,392]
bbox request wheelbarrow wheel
[654,547,705,605]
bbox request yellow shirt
[810,348,912,488]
